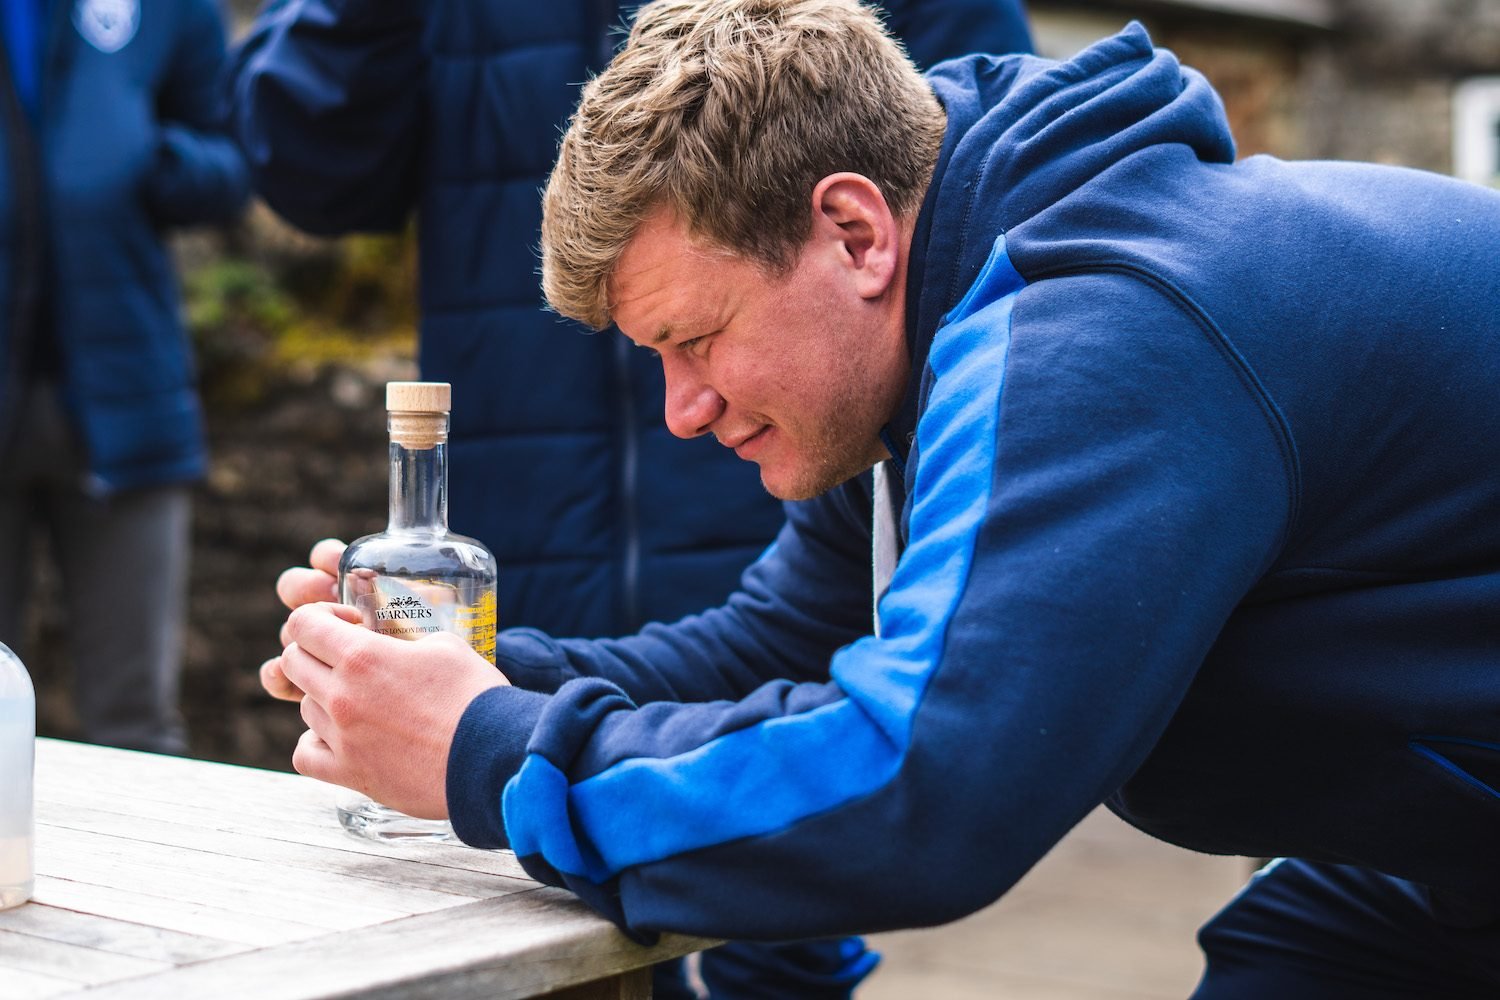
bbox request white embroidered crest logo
[74,0,139,54]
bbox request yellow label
[456,589,498,664]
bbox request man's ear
[810,173,901,301]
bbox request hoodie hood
[888,23,1236,459]
[910,23,1235,348]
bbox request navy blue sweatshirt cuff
[446,685,550,849]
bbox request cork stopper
[386,382,450,449]
[387,382,450,413]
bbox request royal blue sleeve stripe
[504,237,1026,881]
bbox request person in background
[0,0,250,754]
[266,0,1500,995]
[227,0,1031,995]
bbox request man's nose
[663,372,724,439]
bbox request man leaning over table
[263,0,1500,995]
[230,1,1031,995]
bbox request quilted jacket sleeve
[142,0,251,226]
[225,0,426,234]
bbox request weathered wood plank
[76,888,710,1000]
[29,876,328,947]
[34,827,417,930]
[39,781,532,880]
[0,928,170,984]
[36,801,527,900]
[36,744,531,881]
[12,741,717,998]
[0,963,78,1000]
[0,902,249,963]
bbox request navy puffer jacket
[0,0,249,493]
[229,0,1033,637]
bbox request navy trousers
[1194,858,1500,998]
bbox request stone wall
[1033,0,1500,170]
[1298,0,1500,173]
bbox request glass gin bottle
[0,642,34,910]
[336,382,498,841]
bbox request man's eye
[678,334,711,358]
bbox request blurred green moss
[184,226,419,409]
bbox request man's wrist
[446,685,550,848]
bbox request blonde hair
[541,0,946,330]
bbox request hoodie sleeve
[446,484,877,850]
[142,0,251,226]
[444,244,1295,944]
[493,479,876,703]
[877,0,1034,68]
[224,0,425,234]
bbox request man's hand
[261,539,347,702]
[270,602,509,819]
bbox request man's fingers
[277,566,339,610]
[309,538,347,577]
[328,602,364,625]
[280,601,361,648]
[278,639,336,705]
[259,656,305,702]
[286,602,375,668]
[300,694,335,745]
[272,542,357,796]
[291,728,339,784]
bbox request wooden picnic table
[0,738,711,999]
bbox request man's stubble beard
[762,384,888,502]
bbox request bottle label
[456,590,498,663]
[354,577,497,662]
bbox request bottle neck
[387,414,448,534]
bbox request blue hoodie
[446,25,1500,940]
